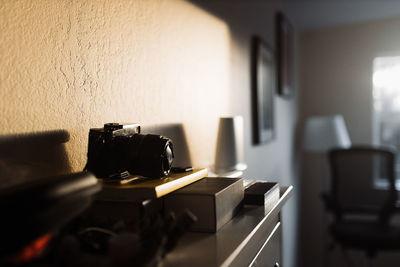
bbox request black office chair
[323,146,400,267]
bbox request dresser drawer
[249,222,281,267]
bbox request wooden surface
[162,186,293,267]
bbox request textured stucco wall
[0,0,231,170]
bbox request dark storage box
[163,177,244,232]
[244,182,279,214]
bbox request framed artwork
[251,36,275,145]
[276,12,294,97]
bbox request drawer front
[249,222,281,267]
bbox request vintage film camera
[86,123,174,178]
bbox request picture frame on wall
[276,11,294,97]
[251,36,275,145]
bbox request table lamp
[303,115,351,152]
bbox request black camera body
[86,123,174,179]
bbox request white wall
[301,17,400,143]
[190,2,300,267]
[300,17,400,267]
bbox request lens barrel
[125,134,174,178]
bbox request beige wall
[300,17,400,267]
[0,0,231,170]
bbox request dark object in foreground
[0,171,196,267]
[86,123,174,179]
[50,210,196,267]
[0,171,100,264]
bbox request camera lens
[124,134,174,178]
[163,143,174,174]
[163,143,174,170]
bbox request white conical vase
[214,116,247,175]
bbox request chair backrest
[328,146,397,222]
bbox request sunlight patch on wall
[0,0,231,170]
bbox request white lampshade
[303,115,351,152]
[214,116,247,174]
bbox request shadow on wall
[0,130,71,190]
[0,123,193,190]
[0,123,194,191]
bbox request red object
[13,233,53,263]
